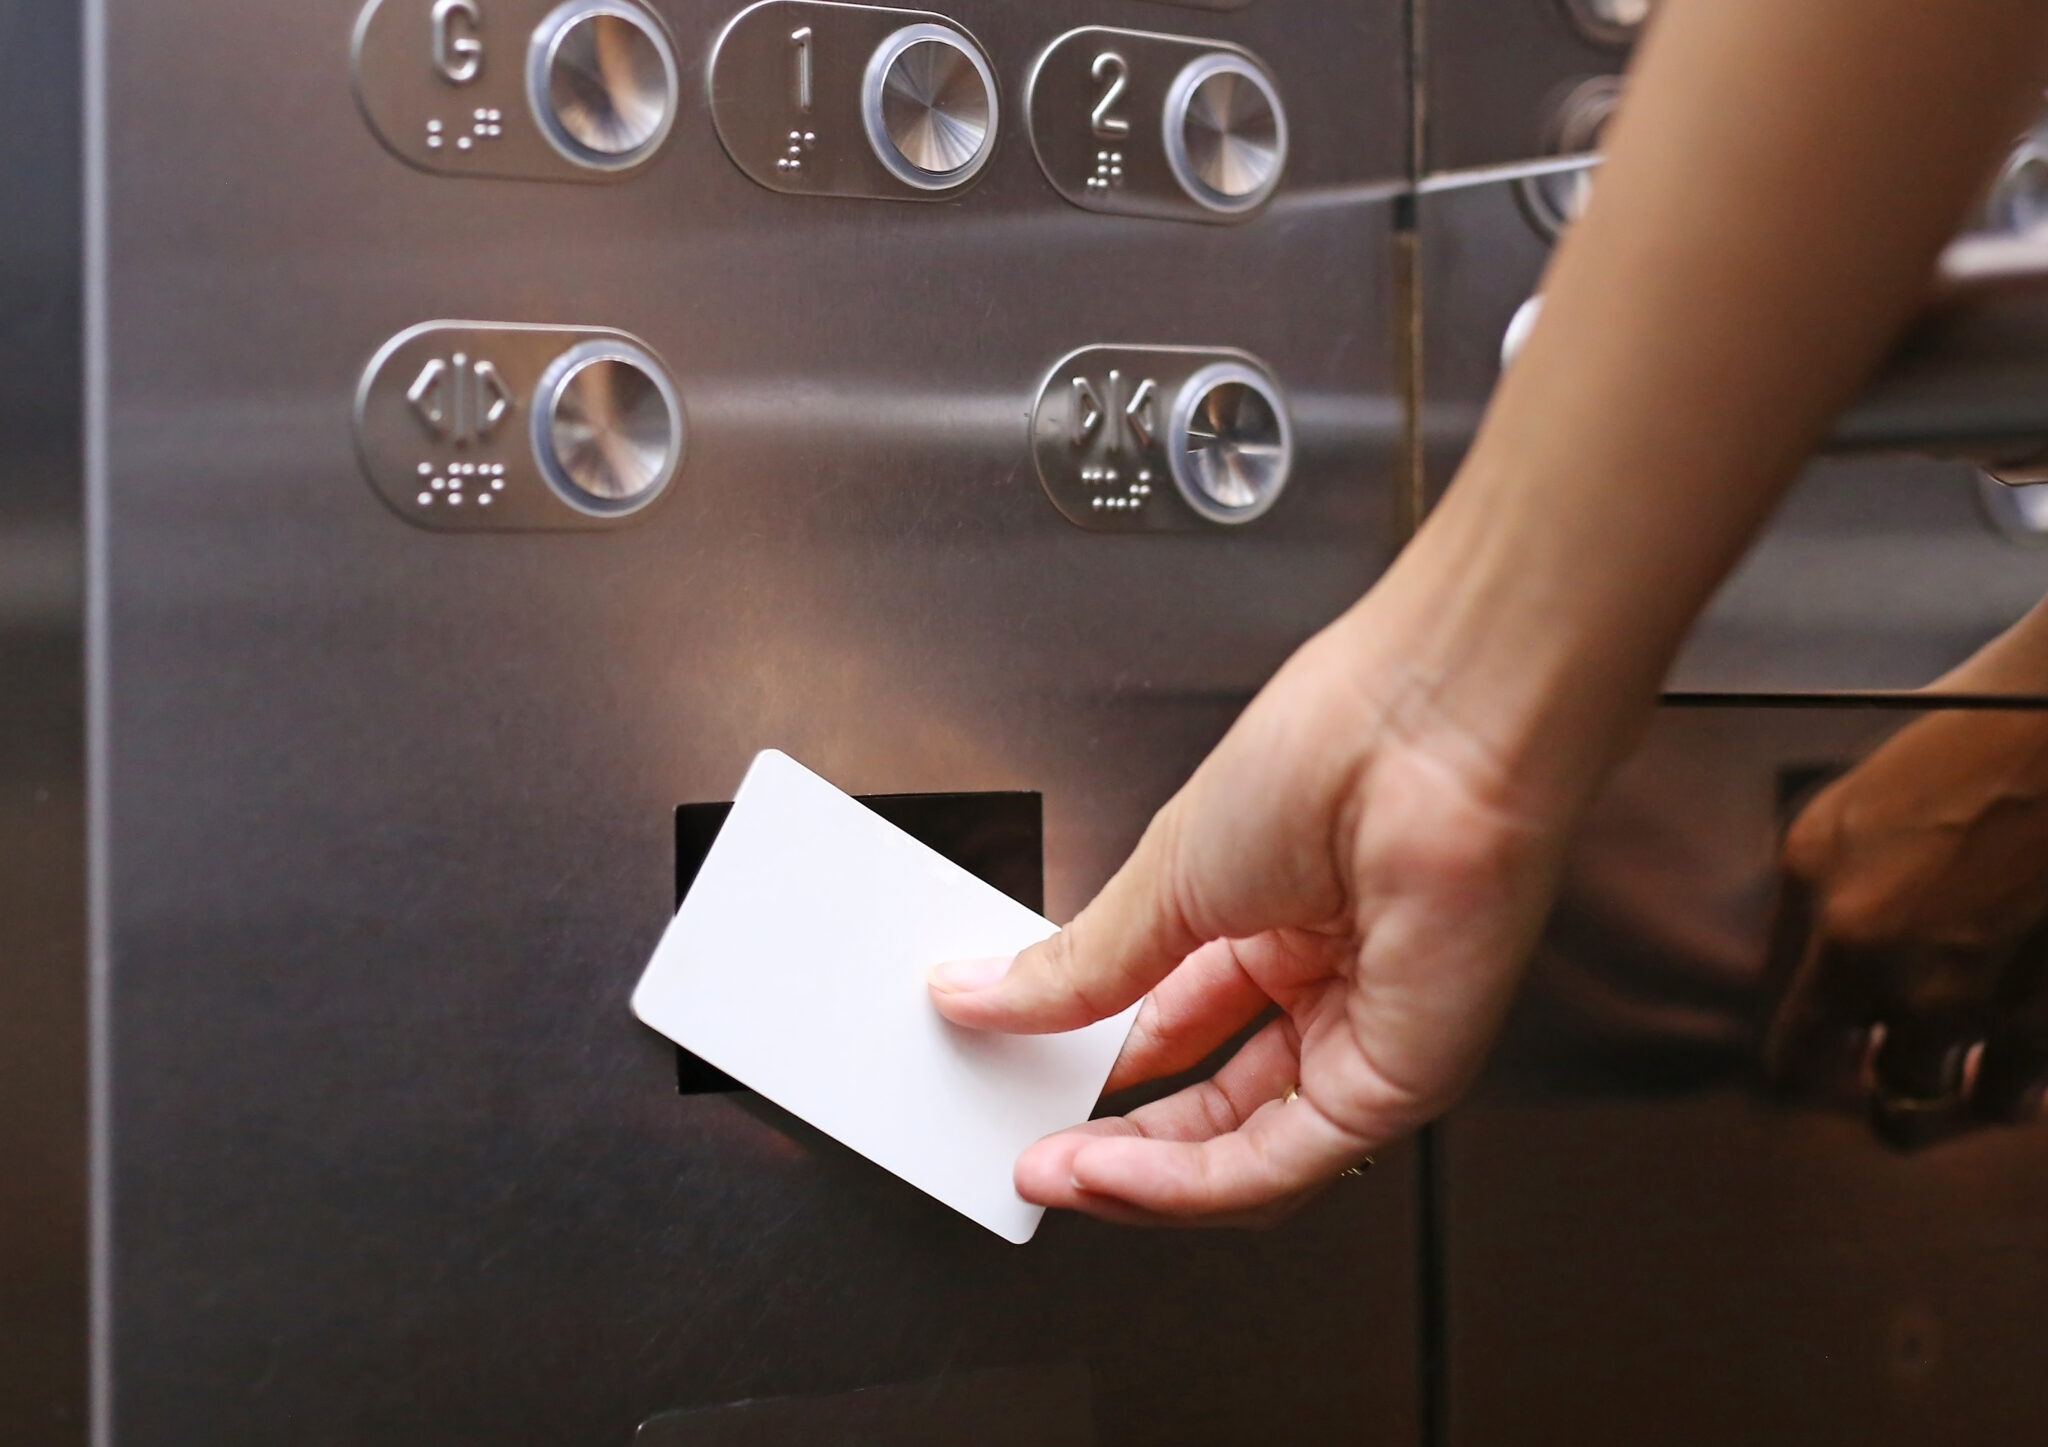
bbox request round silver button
[1987,132,2048,234]
[862,23,1000,191]
[1163,54,1289,216]
[528,1,678,170]
[1168,362,1293,524]
[1517,75,1621,240]
[532,340,684,517]
[1560,0,1655,46]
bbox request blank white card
[630,750,1137,1244]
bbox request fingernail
[928,955,1012,994]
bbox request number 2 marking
[1090,51,1130,139]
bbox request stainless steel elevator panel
[1417,180,2048,692]
[79,0,1416,1441]
[1444,703,2048,1445]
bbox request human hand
[1767,705,2048,1147]
[927,591,1590,1224]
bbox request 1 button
[862,23,999,190]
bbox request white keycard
[630,750,1139,1244]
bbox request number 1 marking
[791,26,814,114]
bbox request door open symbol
[408,353,513,445]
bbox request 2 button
[1026,28,1290,224]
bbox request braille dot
[417,462,432,475]
[417,492,432,505]
[457,137,472,150]
[449,493,464,505]
[491,478,505,490]
[431,477,445,490]
[478,493,494,506]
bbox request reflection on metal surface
[355,321,682,530]
[1032,345,1292,531]
[1449,702,2048,1440]
[354,0,671,181]
[862,23,998,188]
[711,0,999,199]
[1480,701,2048,1147]
[1515,74,1621,239]
[1164,52,1288,215]
[1986,130,2048,235]
[1558,0,1655,47]
[1767,707,2048,1148]
[1170,361,1293,523]
[534,340,684,515]
[1980,471,2048,540]
[1028,29,1284,223]
[528,0,679,169]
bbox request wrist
[1333,458,1671,824]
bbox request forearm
[1362,0,2048,812]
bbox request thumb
[929,802,1207,1034]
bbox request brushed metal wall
[81,0,1419,1441]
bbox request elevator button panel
[710,0,999,201]
[1026,29,1287,224]
[353,0,678,180]
[355,321,686,530]
[1032,345,1293,531]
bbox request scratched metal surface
[92,0,1416,1440]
